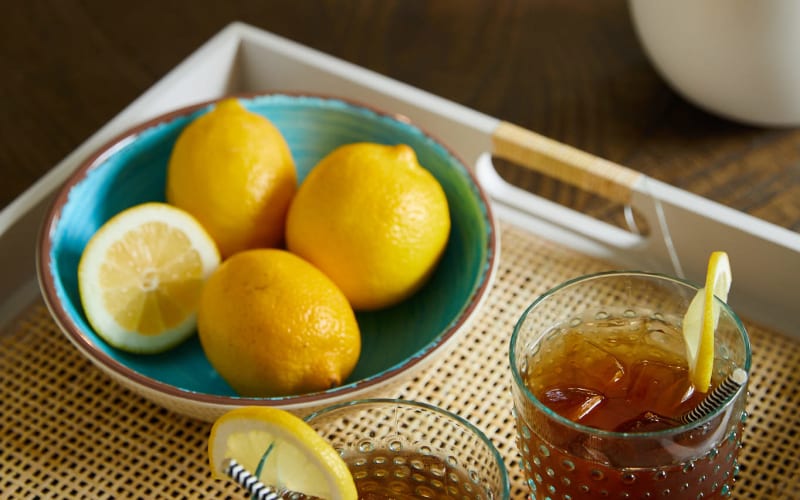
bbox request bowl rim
[36,91,498,408]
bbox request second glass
[510,271,751,498]
[305,398,510,499]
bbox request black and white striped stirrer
[222,458,320,500]
[680,368,748,424]
[223,458,282,500]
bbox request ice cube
[571,414,680,467]
[627,359,691,414]
[645,323,687,358]
[614,411,679,433]
[661,376,696,412]
[542,386,605,422]
[568,434,611,465]
[570,339,629,397]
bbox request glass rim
[509,270,752,439]
[304,398,511,497]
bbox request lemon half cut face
[77,202,220,354]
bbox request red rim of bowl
[36,91,497,408]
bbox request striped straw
[222,458,283,500]
[680,368,748,424]
[222,458,321,500]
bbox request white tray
[2,22,799,337]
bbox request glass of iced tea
[305,398,510,499]
[510,271,751,499]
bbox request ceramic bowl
[37,93,497,422]
[629,0,800,126]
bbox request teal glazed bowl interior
[38,93,497,420]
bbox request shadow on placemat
[1,223,797,498]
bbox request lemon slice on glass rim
[208,407,357,500]
[682,251,732,393]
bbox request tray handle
[491,121,643,205]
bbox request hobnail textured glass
[305,399,510,499]
[510,271,751,499]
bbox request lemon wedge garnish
[682,251,732,393]
[208,407,357,500]
[78,202,220,353]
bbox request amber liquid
[343,449,486,500]
[516,316,743,499]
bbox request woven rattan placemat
[2,221,798,498]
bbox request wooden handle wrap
[492,121,642,205]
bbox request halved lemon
[682,251,732,392]
[208,407,357,499]
[78,202,220,353]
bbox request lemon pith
[208,407,357,500]
[78,202,220,354]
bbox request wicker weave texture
[1,222,797,498]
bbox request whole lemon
[166,98,296,258]
[286,143,450,311]
[197,249,361,397]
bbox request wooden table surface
[3,0,799,234]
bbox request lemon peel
[208,407,357,500]
[197,249,361,397]
[682,251,732,393]
[286,142,450,311]
[166,98,297,258]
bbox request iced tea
[524,317,717,432]
[343,448,485,499]
[510,272,750,499]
